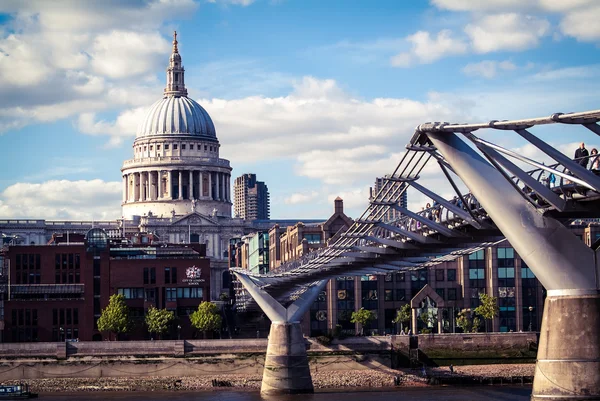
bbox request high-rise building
[234,174,270,220]
[369,176,407,222]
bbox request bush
[316,335,332,346]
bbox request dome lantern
[164,31,188,98]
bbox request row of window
[142,267,178,284]
[54,253,81,270]
[11,308,38,326]
[15,254,41,270]
[15,272,41,284]
[136,143,218,153]
[165,287,204,301]
[52,308,79,326]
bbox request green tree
[145,306,175,340]
[474,293,499,332]
[455,309,473,333]
[190,302,222,338]
[392,304,411,334]
[97,294,130,340]
[351,307,375,335]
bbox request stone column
[189,170,194,200]
[200,172,204,197]
[208,172,213,200]
[411,308,417,335]
[178,170,183,200]
[167,170,172,200]
[221,173,225,202]
[122,175,127,203]
[134,172,140,202]
[227,174,231,202]
[215,172,220,201]
[437,308,443,334]
[158,171,163,199]
[148,171,154,201]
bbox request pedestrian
[590,148,600,172]
[575,142,589,168]
[548,172,556,188]
[449,364,454,374]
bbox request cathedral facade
[0,33,250,300]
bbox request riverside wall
[0,333,538,380]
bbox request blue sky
[0,0,599,220]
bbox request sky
[0,0,599,221]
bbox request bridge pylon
[426,130,600,401]
[235,274,327,396]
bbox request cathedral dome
[136,96,216,139]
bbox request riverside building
[0,229,210,342]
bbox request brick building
[0,228,210,342]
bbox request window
[448,288,457,300]
[395,273,405,282]
[435,288,445,300]
[384,273,392,282]
[190,144,194,150]
[166,288,177,302]
[176,287,203,298]
[144,146,147,151]
[150,268,156,284]
[143,268,149,285]
[303,233,321,244]
[182,144,186,150]
[447,269,456,281]
[384,289,393,301]
[204,145,207,151]
[165,144,169,150]
[150,145,153,151]
[157,145,161,150]
[174,144,178,150]
[435,269,444,281]
[165,267,171,284]
[117,288,144,299]
[395,289,406,301]
[171,267,177,284]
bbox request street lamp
[528,306,534,332]
[177,325,181,340]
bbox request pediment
[171,212,218,226]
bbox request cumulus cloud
[0,179,121,220]
[284,191,319,205]
[0,0,196,134]
[77,107,149,147]
[462,60,516,78]
[465,14,550,53]
[207,0,256,5]
[391,30,468,67]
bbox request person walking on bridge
[575,142,589,168]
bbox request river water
[40,386,532,400]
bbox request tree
[474,293,499,332]
[419,309,437,333]
[190,302,222,338]
[145,306,174,340]
[392,304,411,334]
[351,307,375,335]
[97,294,130,340]
[456,309,473,333]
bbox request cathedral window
[204,145,207,151]
[174,144,178,150]
[157,145,161,150]
[150,145,153,151]
[182,144,186,150]
[189,144,194,150]
[175,72,179,81]
[165,144,169,150]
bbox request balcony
[122,156,231,169]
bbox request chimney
[334,197,343,214]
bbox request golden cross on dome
[173,30,178,53]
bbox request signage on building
[182,265,205,285]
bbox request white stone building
[0,33,250,300]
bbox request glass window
[182,144,186,150]
[469,268,484,279]
[435,288,445,300]
[190,144,194,150]
[395,273,405,282]
[150,268,156,284]
[447,269,456,281]
[303,234,321,244]
[384,289,393,301]
[395,289,406,301]
[165,267,171,284]
[448,288,457,300]
[174,144,178,150]
[522,267,536,278]
[384,273,392,282]
[165,144,169,150]
[143,268,149,285]
[435,269,444,281]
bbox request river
[39,386,532,400]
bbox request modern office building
[0,229,210,342]
[234,174,270,220]
[369,176,408,222]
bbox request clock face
[338,290,347,300]
[316,310,327,322]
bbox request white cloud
[462,60,516,78]
[559,6,600,42]
[465,13,550,53]
[207,0,256,5]
[284,191,319,205]
[0,1,196,134]
[77,107,149,147]
[0,179,121,220]
[431,0,527,11]
[327,187,371,217]
[391,30,468,67]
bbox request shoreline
[4,364,535,393]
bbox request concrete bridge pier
[234,274,327,396]
[426,130,600,400]
[261,321,314,395]
[532,294,600,400]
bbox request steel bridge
[232,109,600,400]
